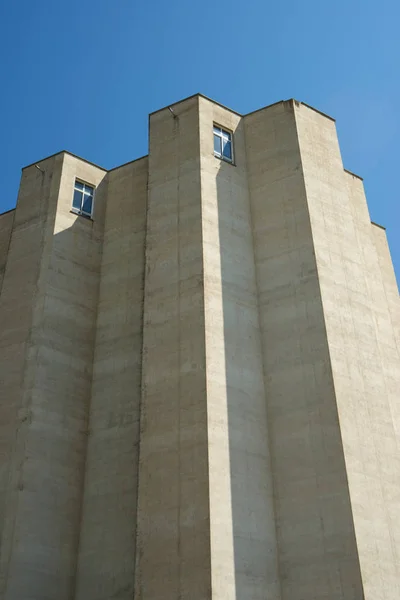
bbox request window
[213,125,233,163]
[72,180,94,217]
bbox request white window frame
[213,124,234,163]
[72,179,95,218]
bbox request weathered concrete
[75,157,147,600]
[0,94,398,600]
[0,154,107,599]
[0,156,64,598]
[134,96,212,600]
[199,96,280,600]
[295,103,400,599]
[0,211,14,294]
[245,101,364,600]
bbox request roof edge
[344,168,364,181]
[22,150,107,172]
[295,101,336,122]
[244,99,290,118]
[371,220,386,231]
[149,93,243,118]
[108,155,148,173]
[149,94,337,124]
[0,207,16,218]
[19,96,338,175]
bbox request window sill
[213,153,236,166]
[70,210,94,221]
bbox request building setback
[0,94,399,600]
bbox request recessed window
[72,180,94,217]
[213,125,233,163]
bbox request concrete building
[0,93,399,600]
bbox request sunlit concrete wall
[75,157,147,600]
[0,154,107,599]
[0,94,398,600]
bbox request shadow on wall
[214,153,281,600]
[214,120,364,598]
[0,169,143,599]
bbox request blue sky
[0,0,399,280]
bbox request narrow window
[213,125,233,163]
[72,180,95,217]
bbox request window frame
[213,124,234,164]
[71,179,95,218]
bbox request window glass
[222,140,232,160]
[82,195,93,215]
[213,124,233,162]
[73,189,82,211]
[214,134,222,156]
[72,179,94,217]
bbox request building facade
[0,94,399,600]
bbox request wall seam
[175,102,182,600]
[133,121,152,599]
[197,96,213,599]
[71,173,108,600]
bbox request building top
[4,93,378,223]
[22,150,108,172]
[21,94,339,174]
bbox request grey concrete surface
[0,94,398,600]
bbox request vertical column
[0,153,107,600]
[245,101,364,599]
[295,101,400,600]
[134,97,211,600]
[0,156,62,598]
[75,158,148,600]
[198,97,280,600]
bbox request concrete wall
[295,102,400,600]
[134,97,212,600]
[0,94,399,600]
[0,210,14,293]
[371,222,400,346]
[0,153,107,599]
[0,156,63,598]
[245,101,364,599]
[75,157,148,600]
[199,97,280,600]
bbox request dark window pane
[84,184,94,195]
[222,129,231,141]
[75,181,84,191]
[222,140,232,160]
[82,194,93,215]
[213,125,221,135]
[73,190,82,210]
[214,134,222,155]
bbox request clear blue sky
[0,0,399,280]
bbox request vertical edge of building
[245,99,365,599]
[295,101,400,599]
[134,96,212,599]
[0,153,107,599]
